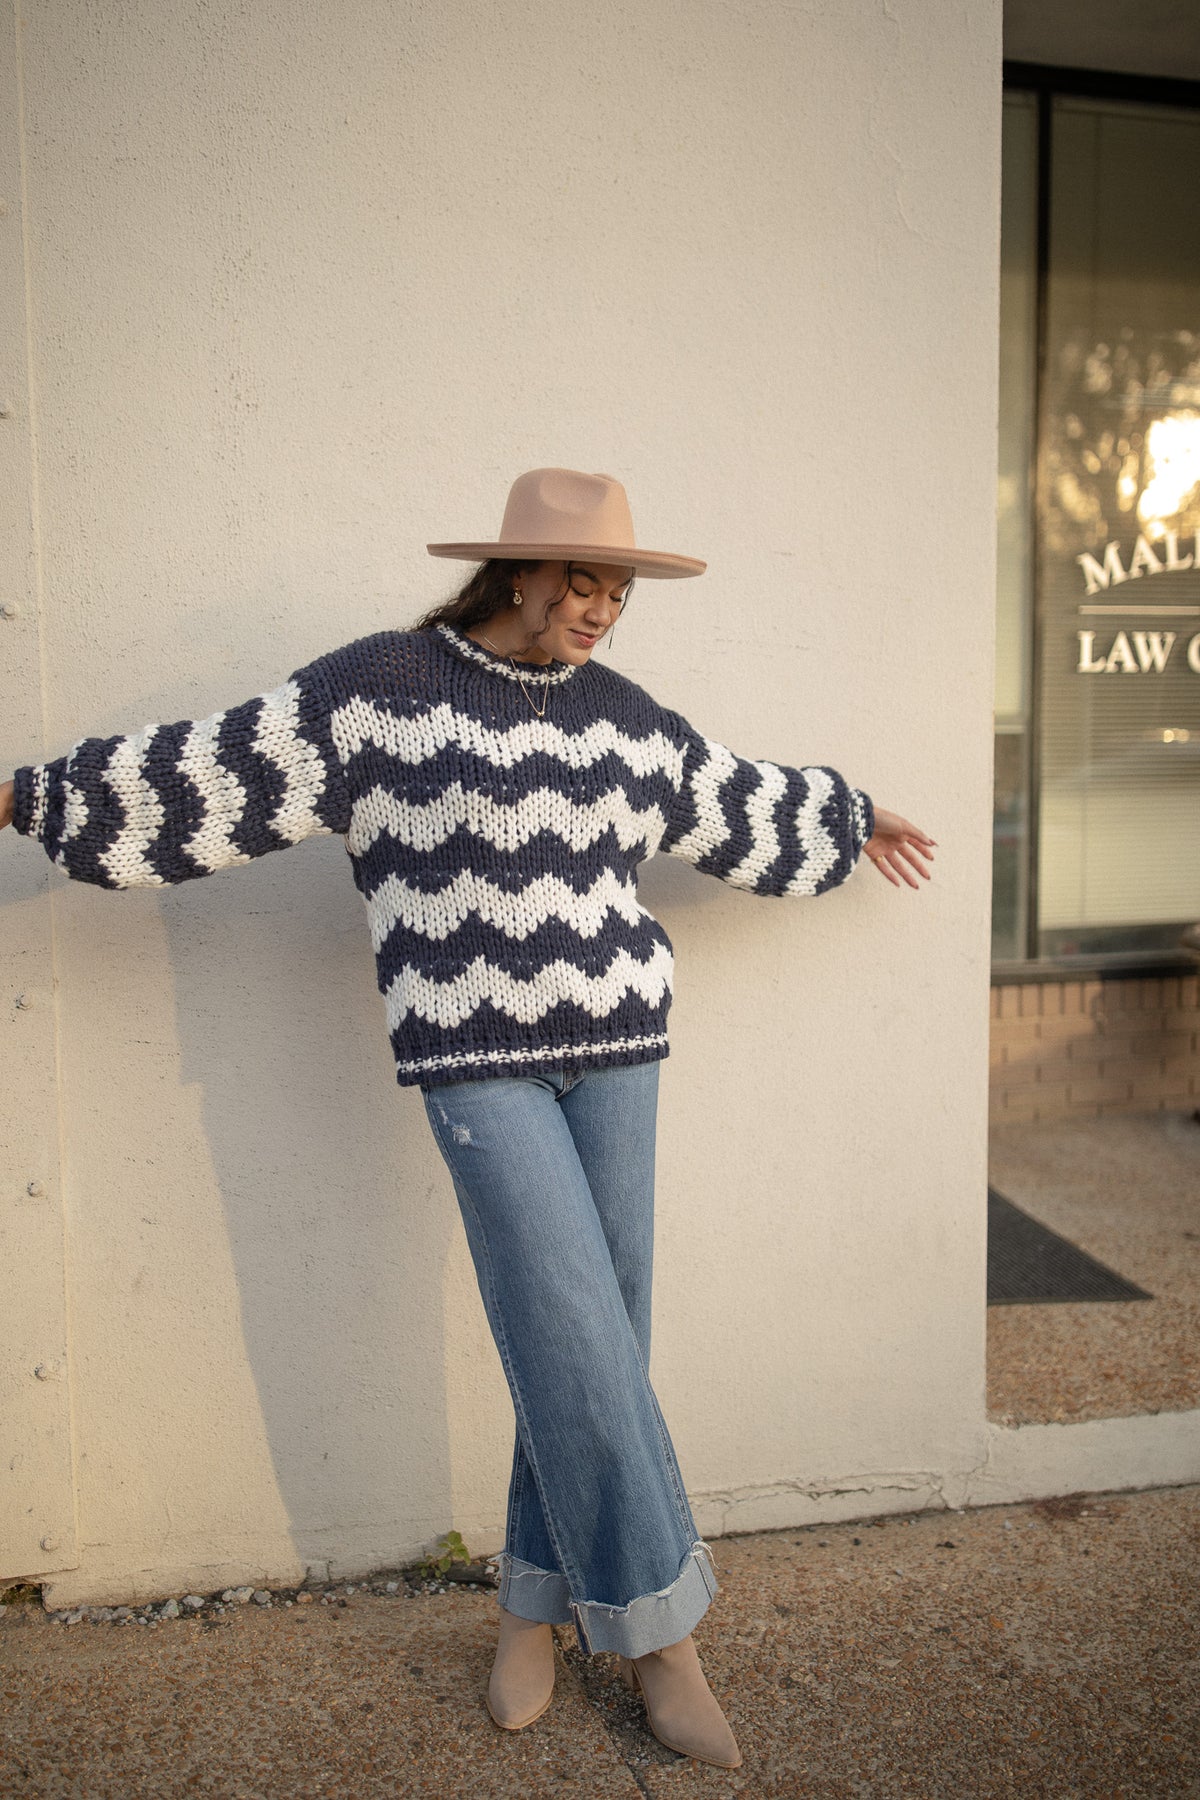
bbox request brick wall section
[990,974,1200,1124]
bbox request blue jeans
[421,1060,717,1658]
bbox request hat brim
[426,541,706,579]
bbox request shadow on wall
[160,835,458,1579]
[149,826,734,1579]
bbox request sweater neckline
[435,623,579,688]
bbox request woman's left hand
[861,808,936,890]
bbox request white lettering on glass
[1128,534,1165,578]
[1076,630,1108,672]
[1076,532,1200,593]
[1105,631,1140,673]
[1189,634,1200,674]
[1163,530,1194,572]
[1131,630,1175,672]
[1078,630,1179,673]
[1076,542,1129,594]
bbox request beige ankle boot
[618,1634,742,1769]
[486,1607,556,1730]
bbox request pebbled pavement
[988,1111,1200,1426]
[2,1483,1197,1799]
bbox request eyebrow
[573,566,632,591]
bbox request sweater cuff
[11,764,45,841]
[850,788,874,855]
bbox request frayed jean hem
[496,1538,719,1659]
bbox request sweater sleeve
[657,709,874,897]
[10,654,351,890]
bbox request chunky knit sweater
[13,624,874,1087]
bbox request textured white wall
[1,0,1002,1602]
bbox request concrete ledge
[693,1411,1200,1539]
[692,1476,951,1539]
[964,1409,1200,1505]
[40,1411,1200,1609]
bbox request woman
[1,467,933,1771]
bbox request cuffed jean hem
[496,1538,719,1660]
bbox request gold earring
[513,588,523,606]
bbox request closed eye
[571,583,626,604]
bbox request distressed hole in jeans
[434,1104,472,1146]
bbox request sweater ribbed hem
[400,1031,669,1088]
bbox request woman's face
[497,560,633,665]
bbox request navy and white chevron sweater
[13,624,874,1087]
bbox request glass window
[995,87,1200,966]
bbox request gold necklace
[478,631,551,718]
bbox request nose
[583,596,619,628]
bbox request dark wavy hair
[414,559,544,634]
[414,558,635,653]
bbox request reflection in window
[1140,413,1200,529]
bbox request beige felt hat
[427,467,705,579]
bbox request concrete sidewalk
[3,1483,1197,1799]
[988,1110,1200,1427]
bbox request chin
[561,635,600,662]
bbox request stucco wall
[2,0,1003,1603]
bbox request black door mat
[987,1187,1154,1306]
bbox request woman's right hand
[1,778,14,830]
